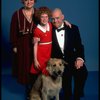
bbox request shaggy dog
[29,58,67,100]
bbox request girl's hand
[34,59,40,70]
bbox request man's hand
[75,59,84,69]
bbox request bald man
[51,8,88,100]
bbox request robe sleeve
[10,11,19,48]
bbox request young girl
[30,7,52,76]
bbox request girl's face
[22,0,35,9]
[40,13,49,26]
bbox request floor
[1,65,99,100]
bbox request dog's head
[46,58,68,78]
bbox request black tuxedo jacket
[51,23,85,65]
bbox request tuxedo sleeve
[72,25,85,61]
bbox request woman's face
[40,13,49,26]
[22,0,35,9]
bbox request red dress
[30,22,52,74]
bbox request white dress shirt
[56,23,65,53]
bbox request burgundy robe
[10,7,37,85]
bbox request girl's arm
[64,20,72,28]
[33,37,40,70]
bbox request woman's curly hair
[36,6,51,20]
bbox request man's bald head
[51,8,64,28]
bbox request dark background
[1,0,99,72]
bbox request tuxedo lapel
[63,24,69,53]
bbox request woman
[10,0,38,85]
[10,0,38,99]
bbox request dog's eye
[53,64,56,67]
[59,63,62,66]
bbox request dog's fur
[29,58,67,100]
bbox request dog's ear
[62,60,68,65]
[49,58,53,61]
[47,58,53,66]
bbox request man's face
[51,11,64,28]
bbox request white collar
[37,23,50,33]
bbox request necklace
[23,8,34,23]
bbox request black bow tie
[57,27,65,32]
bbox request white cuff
[76,57,84,63]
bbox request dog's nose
[58,70,62,75]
